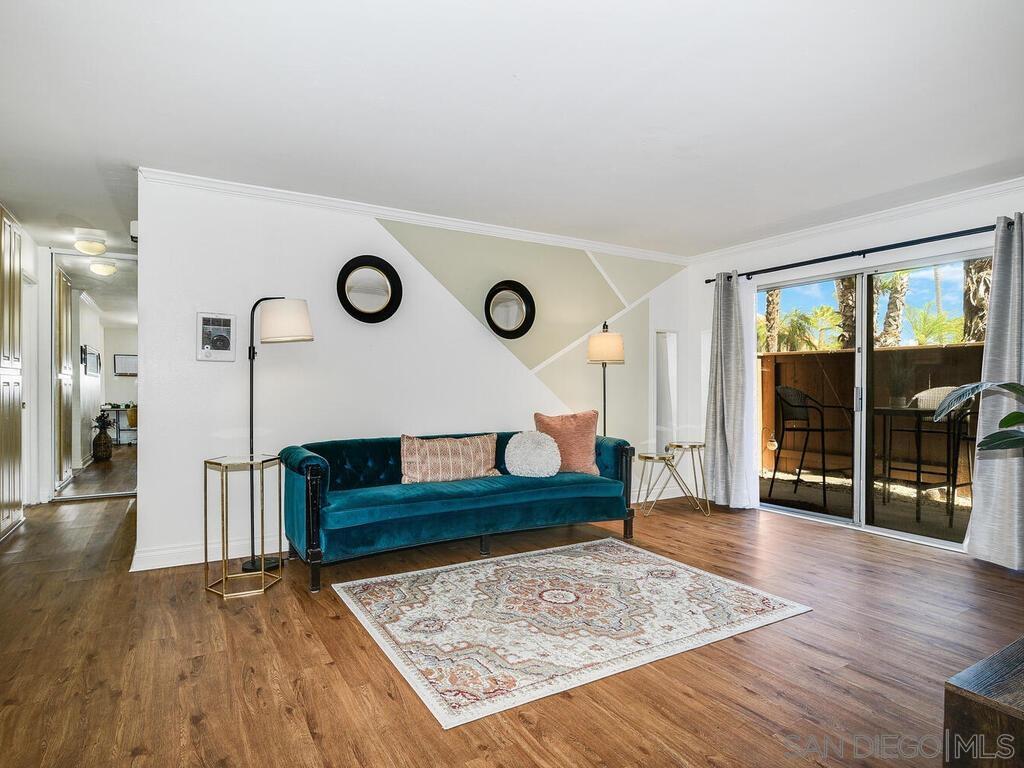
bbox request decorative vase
[93,427,113,462]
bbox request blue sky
[756,263,966,345]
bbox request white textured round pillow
[505,431,561,477]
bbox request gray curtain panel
[968,213,1024,569]
[704,272,749,506]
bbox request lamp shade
[587,330,624,364]
[260,298,313,343]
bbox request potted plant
[93,412,114,462]
[935,381,1024,449]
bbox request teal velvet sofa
[279,433,635,592]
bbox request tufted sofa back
[302,432,517,492]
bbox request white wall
[677,177,1024,502]
[103,326,138,404]
[134,175,571,570]
[76,295,104,463]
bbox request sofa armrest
[595,436,631,480]
[280,446,330,492]
[279,445,327,593]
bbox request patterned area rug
[333,538,810,728]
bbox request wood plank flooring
[1,497,1022,767]
[55,444,137,497]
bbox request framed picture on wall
[113,354,138,377]
[81,346,101,377]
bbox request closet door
[0,218,10,367]
[0,377,12,532]
[11,227,21,367]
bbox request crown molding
[138,167,691,265]
[687,174,1024,266]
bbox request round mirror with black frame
[337,255,403,323]
[484,280,535,339]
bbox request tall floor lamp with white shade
[242,297,314,572]
[587,321,625,437]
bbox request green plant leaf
[998,411,1024,428]
[934,381,1024,421]
[977,430,1024,451]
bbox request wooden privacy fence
[759,344,983,485]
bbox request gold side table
[665,441,710,516]
[635,452,697,517]
[204,453,283,599]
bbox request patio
[758,343,982,543]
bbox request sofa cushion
[535,410,600,475]
[400,433,500,484]
[321,472,623,529]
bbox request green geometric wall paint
[380,220,625,369]
[537,299,650,452]
[590,251,684,305]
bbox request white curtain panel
[967,213,1024,569]
[704,272,758,508]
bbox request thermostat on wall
[197,312,236,361]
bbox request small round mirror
[337,255,403,323]
[489,290,526,332]
[484,280,535,339]
[345,267,391,314]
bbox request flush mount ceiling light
[74,236,107,256]
[89,260,117,277]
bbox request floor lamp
[587,321,625,436]
[242,297,314,573]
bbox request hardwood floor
[55,444,137,497]
[1,498,1023,767]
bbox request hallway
[55,445,136,497]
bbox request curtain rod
[702,222,1005,284]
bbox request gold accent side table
[635,452,695,517]
[203,454,283,599]
[665,441,710,516]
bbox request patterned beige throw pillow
[400,434,501,484]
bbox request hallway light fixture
[89,259,117,276]
[74,236,107,256]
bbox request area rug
[333,538,810,728]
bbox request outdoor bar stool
[665,441,710,515]
[769,385,853,510]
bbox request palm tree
[778,309,816,351]
[834,277,856,348]
[808,305,841,349]
[963,257,991,342]
[906,302,964,346]
[764,288,780,352]
[877,271,909,347]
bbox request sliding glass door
[865,254,989,543]
[756,249,990,545]
[757,276,860,520]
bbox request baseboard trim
[130,535,286,572]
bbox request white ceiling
[55,253,138,327]
[2,1,1023,258]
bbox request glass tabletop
[205,453,280,469]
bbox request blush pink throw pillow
[534,410,599,475]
